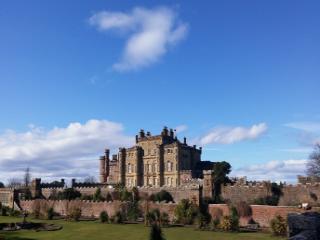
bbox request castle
[99,127,214,188]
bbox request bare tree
[307,144,320,177]
[7,178,23,188]
[24,167,31,187]
[83,176,96,183]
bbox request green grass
[0,216,284,240]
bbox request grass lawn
[0,216,284,240]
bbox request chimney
[162,126,168,136]
[170,129,174,138]
[139,129,145,138]
[184,137,187,145]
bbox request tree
[307,144,320,177]
[24,167,31,187]
[174,199,198,225]
[7,178,23,188]
[84,176,96,183]
[149,224,165,240]
[212,161,231,203]
[0,182,4,188]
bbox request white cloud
[89,6,188,71]
[284,121,320,132]
[279,147,312,153]
[175,124,188,133]
[232,159,308,183]
[0,120,134,184]
[199,123,267,145]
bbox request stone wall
[20,200,320,228]
[278,184,320,206]
[137,185,201,204]
[208,204,320,227]
[221,183,272,204]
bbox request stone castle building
[99,127,213,188]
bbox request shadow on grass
[0,232,36,240]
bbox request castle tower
[99,156,107,183]
[202,170,214,199]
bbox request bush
[80,195,93,201]
[126,201,140,221]
[100,211,109,223]
[93,188,105,202]
[149,223,165,240]
[160,212,169,227]
[270,215,287,236]
[69,207,81,221]
[219,207,239,232]
[112,211,124,224]
[0,206,8,216]
[210,218,220,231]
[9,209,21,217]
[47,207,55,220]
[174,199,198,225]
[236,201,252,217]
[154,190,173,203]
[57,188,81,200]
[106,192,113,202]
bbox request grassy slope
[0,216,283,240]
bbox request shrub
[0,206,9,216]
[174,199,198,225]
[149,223,165,240]
[57,188,81,200]
[100,211,109,223]
[9,209,21,217]
[219,207,239,232]
[236,201,252,217]
[210,218,220,231]
[160,212,169,227]
[112,211,124,224]
[47,207,55,220]
[154,190,173,203]
[270,215,287,236]
[69,207,81,221]
[80,195,93,201]
[219,216,234,231]
[126,201,140,221]
[93,188,105,202]
[106,192,113,202]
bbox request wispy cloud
[279,147,312,153]
[175,124,188,133]
[89,6,188,71]
[0,120,134,183]
[284,121,320,132]
[198,123,267,145]
[232,159,307,183]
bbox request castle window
[167,162,173,172]
[148,164,152,173]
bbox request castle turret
[99,156,106,183]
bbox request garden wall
[208,204,320,227]
[20,200,320,228]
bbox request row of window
[126,177,177,187]
[126,148,176,157]
[126,161,176,174]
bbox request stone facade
[0,188,16,208]
[99,127,211,188]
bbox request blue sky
[0,0,320,183]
